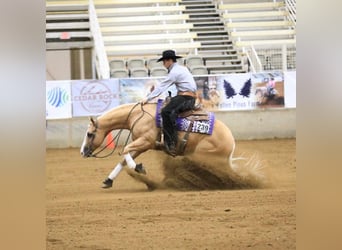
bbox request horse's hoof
[102,178,113,188]
[135,163,147,175]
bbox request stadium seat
[127,58,145,70]
[176,57,185,66]
[130,68,148,77]
[150,67,168,77]
[110,68,129,78]
[147,58,163,70]
[185,55,204,69]
[190,66,208,76]
[109,59,126,70]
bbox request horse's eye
[87,132,94,138]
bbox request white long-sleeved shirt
[146,63,197,101]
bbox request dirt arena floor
[46,138,296,250]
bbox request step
[188,13,220,18]
[183,9,217,14]
[202,54,240,60]
[207,65,244,71]
[195,35,229,40]
[200,44,234,49]
[200,40,233,45]
[46,13,89,21]
[46,31,91,40]
[222,11,288,19]
[219,2,285,11]
[195,29,227,33]
[182,4,216,9]
[178,0,213,5]
[187,17,221,22]
[198,49,238,54]
[192,22,224,27]
[209,69,247,74]
[191,26,226,31]
[181,0,212,2]
[205,59,242,66]
[94,0,181,7]
[46,22,90,31]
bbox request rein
[90,102,154,158]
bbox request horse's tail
[229,145,269,188]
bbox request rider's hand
[140,98,148,105]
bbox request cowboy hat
[157,50,182,62]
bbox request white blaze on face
[80,133,91,157]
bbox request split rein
[89,102,153,158]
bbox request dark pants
[161,95,196,148]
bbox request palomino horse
[80,102,264,189]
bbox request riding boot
[161,126,177,156]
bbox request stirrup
[164,144,177,157]
[155,141,164,149]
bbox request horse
[80,101,266,190]
[255,86,284,106]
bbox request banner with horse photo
[252,72,285,108]
[120,78,177,104]
[46,81,72,120]
[71,79,120,117]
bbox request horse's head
[80,117,105,157]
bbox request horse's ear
[90,117,96,125]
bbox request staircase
[46,1,92,50]
[180,0,247,74]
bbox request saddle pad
[156,99,215,135]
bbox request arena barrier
[46,71,296,148]
[46,108,295,148]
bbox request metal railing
[285,0,296,26]
[245,44,296,73]
[88,0,110,79]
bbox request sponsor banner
[252,71,285,108]
[71,79,120,117]
[46,81,72,120]
[284,71,296,108]
[46,70,296,119]
[212,73,256,110]
[120,77,177,104]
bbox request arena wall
[46,108,296,148]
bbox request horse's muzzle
[80,147,92,158]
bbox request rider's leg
[161,98,179,152]
[161,96,196,155]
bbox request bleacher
[217,0,296,71]
[91,0,205,77]
[46,0,296,78]
[46,0,92,50]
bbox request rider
[266,77,276,96]
[141,50,197,156]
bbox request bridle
[84,102,154,158]
[83,118,119,158]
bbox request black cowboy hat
[157,50,182,62]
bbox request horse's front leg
[102,138,151,189]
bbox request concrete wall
[46,108,296,149]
